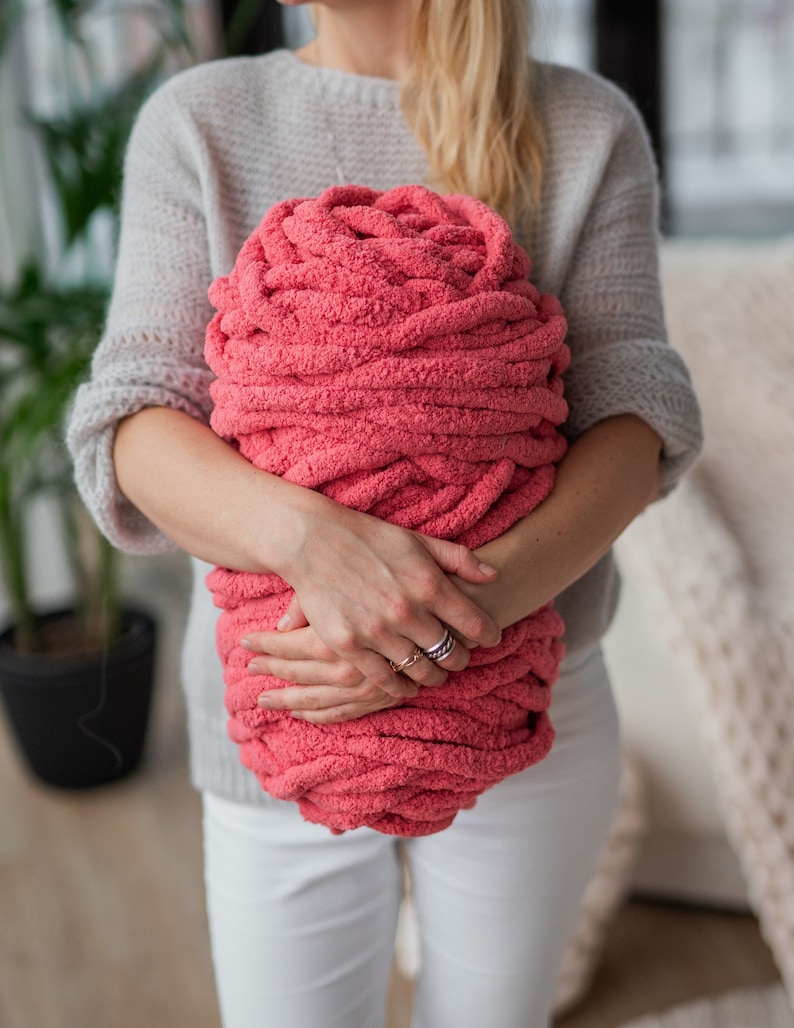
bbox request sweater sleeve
[552,79,703,496]
[66,82,217,553]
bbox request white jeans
[202,646,621,1028]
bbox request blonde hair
[402,0,545,233]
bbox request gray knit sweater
[67,50,702,804]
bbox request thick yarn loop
[204,184,570,836]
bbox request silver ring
[422,628,456,663]
[422,628,452,659]
[389,646,424,674]
[430,637,457,663]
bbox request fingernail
[257,694,272,709]
[277,613,291,631]
[478,561,498,575]
[240,637,253,650]
[248,661,262,674]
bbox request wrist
[250,478,337,580]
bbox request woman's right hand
[266,499,502,698]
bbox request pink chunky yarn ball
[205,184,569,836]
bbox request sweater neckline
[273,48,402,109]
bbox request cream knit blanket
[617,235,794,1003]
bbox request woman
[67,1,702,1025]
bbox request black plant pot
[0,607,157,788]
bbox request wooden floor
[0,558,783,1028]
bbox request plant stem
[97,531,120,646]
[0,474,35,650]
[65,498,121,649]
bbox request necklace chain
[312,39,348,187]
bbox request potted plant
[0,0,194,787]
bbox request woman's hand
[243,625,447,724]
[114,411,499,698]
[270,500,500,698]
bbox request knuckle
[327,624,357,653]
[310,633,331,657]
[386,596,414,625]
[448,542,469,570]
[320,707,352,724]
[315,639,336,661]
[415,575,442,605]
[410,663,437,685]
[370,668,396,691]
[339,665,361,688]
[464,611,488,640]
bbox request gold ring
[389,646,424,674]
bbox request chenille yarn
[204,183,570,836]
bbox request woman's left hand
[244,625,450,724]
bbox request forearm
[113,407,323,574]
[457,414,662,630]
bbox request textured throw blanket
[204,184,570,836]
[616,237,794,1003]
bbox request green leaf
[0,270,107,495]
[0,261,108,363]
[27,57,167,247]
